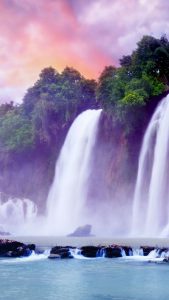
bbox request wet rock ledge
[0,239,35,257]
[48,245,157,259]
[1,239,169,262]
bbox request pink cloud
[0,0,168,102]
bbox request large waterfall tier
[46,109,102,235]
[132,94,169,237]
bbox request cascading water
[46,109,102,235]
[132,94,169,236]
[0,196,37,234]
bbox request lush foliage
[0,108,33,152]
[97,35,169,133]
[0,67,97,153]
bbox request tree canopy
[0,67,97,153]
[97,35,169,133]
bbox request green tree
[0,109,34,152]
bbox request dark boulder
[0,239,35,257]
[67,224,94,237]
[50,246,73,259]
[81,246,100,257]
[80,245,125,258]
[104,246,122,258]
[50,246,70,254]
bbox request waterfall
[132,94,169,236]
[46,109,102,235]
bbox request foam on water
[121,248,166,263]
[1,250,50,264]
[132,248,144,256]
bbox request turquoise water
[1,256,169,300]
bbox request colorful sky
[0,0,169,102]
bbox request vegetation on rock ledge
[97,35,169,134]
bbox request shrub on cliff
[96,35,169,133]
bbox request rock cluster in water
[48,245,155,259]
[49,246,73,259]
[0,239,35,257]
[1,239,169,263]
[48,245,169,261]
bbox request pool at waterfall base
[1,240,169,300]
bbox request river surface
[1,237,169,300]
[1,253,169,300]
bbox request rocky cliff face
[87,112,134,212]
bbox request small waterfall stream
[0,196,37,234]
